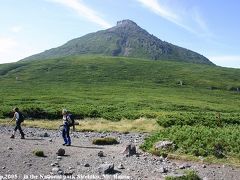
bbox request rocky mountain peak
[21,19,214,65]
[116,19,138,27]
[107,19,145,37]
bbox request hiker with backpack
[61,109,75,146]
[10,107,25,139]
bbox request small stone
[84,163,90,167]
[179,165,185,169]
[202,164,207,168]
[43,132,50,137]
[8,147,13,150]
[158,156,164,162]
[117,164,125,169]
[51,163,59,167]
[52,167,60,174]
[58,170,64,175]
[2,167,6,169]
[159,167,168,173]
[179,163,191,169]
[27,163,32,167]
[98,151,104,157]
[57,156,62,160]
[49,139,53,142]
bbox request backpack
[67,114,75,127]
[18,112,25,123]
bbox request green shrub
[33,150,45,157]
[157,112,240,128]
[88,109,101,118]
[141,125,240,158]
[165,170,201,180]
[92,137,118,145]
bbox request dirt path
[0,125,239,180]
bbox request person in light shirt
[61,109,75,146]
[10,107,25,139]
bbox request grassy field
[0,55,240,119]
[0,55,240,165]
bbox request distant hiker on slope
[10,107,25,139]
[61,109,75,146]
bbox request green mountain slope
[0,56,239,119]
[22,20,213,65]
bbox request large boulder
[154,141,175,150]
[122,143,137,156]
[57,148,65,156]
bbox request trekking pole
[51,125,63,142]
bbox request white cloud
[209,55,240,68]
[0,37,18,53]
[136,0,210,36]
[191,8,213,38]
[136,0,179,22]
[0,37,41,64]
[48,0,112,28]
[0,37,18,63]
[10,26,23,33]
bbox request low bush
[157,112,240,128]
[141,125,240,158]
[92,137,118,145]
[33,150,45,157]
[165,170,201,180]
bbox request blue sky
[0,0,240,68]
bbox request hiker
[61,109,75,146]
[10,107,25,139]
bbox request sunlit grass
[0,118,160,133]
[77,118,161,133]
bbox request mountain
[22,20,213,65]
